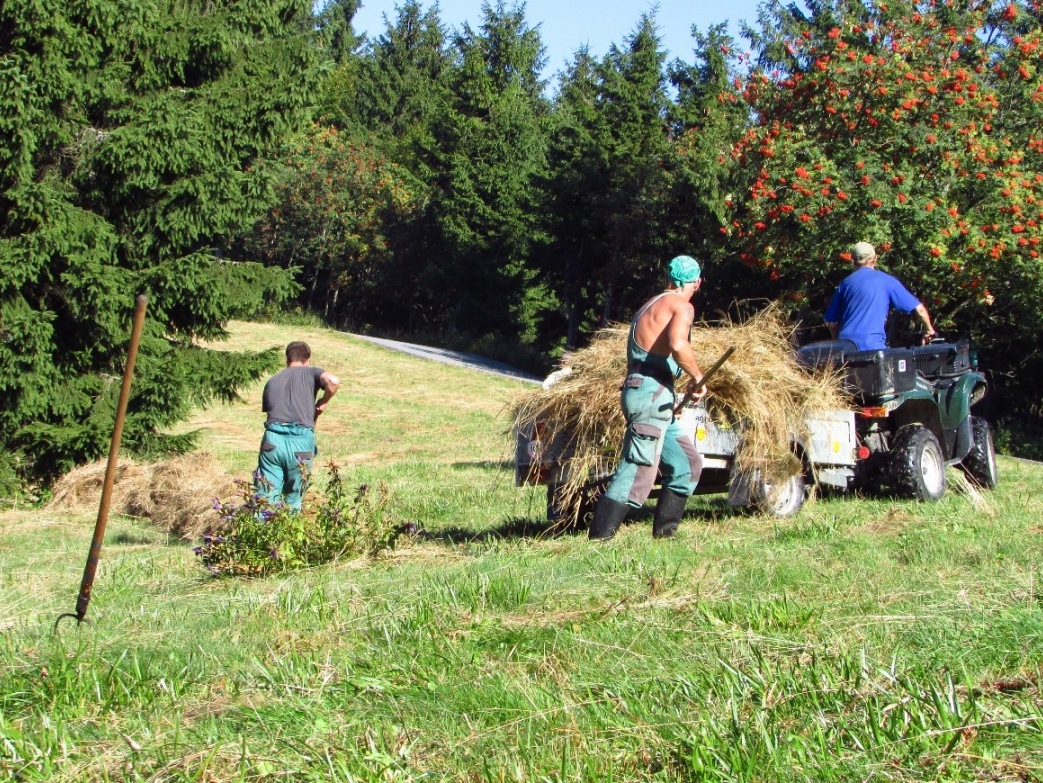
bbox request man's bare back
[634,289,705,392]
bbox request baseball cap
[852,242,876,263]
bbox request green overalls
[256,422,315,511]
[604,294,703,508]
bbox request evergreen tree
[593,14,676,321]
[308,1,453,334]
[315,0,363,65]
[351,1,452,161]
[542,47,607,349]
[542,13,675,339]
[421,0,553,350]
[668,24,757,317]
[0,0,319,482]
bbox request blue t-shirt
[824,266,920,351]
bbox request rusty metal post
[56,295,148,627]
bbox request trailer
[515,399,859,521]
[515,339,996,524]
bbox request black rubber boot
[588,496,629,540]
[652,489,688,538]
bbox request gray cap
[852,241,876,264]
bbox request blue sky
[350,0,767,78]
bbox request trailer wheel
[751,469,807,517]
[547,478,607,530]
[959,416,998,489]
[889,424,946,501]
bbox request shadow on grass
[449,460,515,472]
[422,497,743,544]
[110,530,180,546]
[421,516,583,543]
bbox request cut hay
[946,468,997,515]
[510,304,851,521]
[46,453,241,540]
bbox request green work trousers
[255,422,316,511]
[604,375,702,508]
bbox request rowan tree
[245,125,422,326]
[717,0,1043,425]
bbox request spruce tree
[423,1,553,349]
[542,14,675,335]
[0,0,320,483]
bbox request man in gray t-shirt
[255,341,340,510]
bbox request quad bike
[795,337,998,501]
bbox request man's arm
[824,290,841,340]
[914,303,936,342]
[666,301,705,393]
[315,371,340,417]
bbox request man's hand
[921,330,937,346]
[685,378,707,401]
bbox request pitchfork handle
[674,346,735,414]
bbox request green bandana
[668,255,702,286]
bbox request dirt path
[350,335,542,384]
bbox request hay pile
[47,453,241,540]
[510,305,850,517]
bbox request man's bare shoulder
[667,295,695,319]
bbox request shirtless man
[589,255,707,540]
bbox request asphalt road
[352,334,542,385]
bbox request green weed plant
[194,465,414,576]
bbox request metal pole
[56,294,148,627]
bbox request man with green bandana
[589,255,707,540]
[255,341,340,511]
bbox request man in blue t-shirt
[824,241,936,351]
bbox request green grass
[2,321,1042,781]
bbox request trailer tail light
[856,446,871,460]
[858,406,889,418]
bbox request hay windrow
[47,453,240,540]
[510,305,851,520]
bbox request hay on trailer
[46,453,241,540]
[510,305,850,521]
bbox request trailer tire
[959,416,998,489]
[751,469,807,516]
[889,424,946,501]
[547,478,607,530]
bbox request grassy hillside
[1,322,1042,782]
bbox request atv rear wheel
[889,424,946,501]
[960,416,998,489]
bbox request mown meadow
[1,322,1041,782]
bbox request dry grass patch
[47,453,239,540]
[861,506,917,535]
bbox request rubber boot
[652,489,688,538]
[588,496,629,540]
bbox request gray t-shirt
[262,366,326,428]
